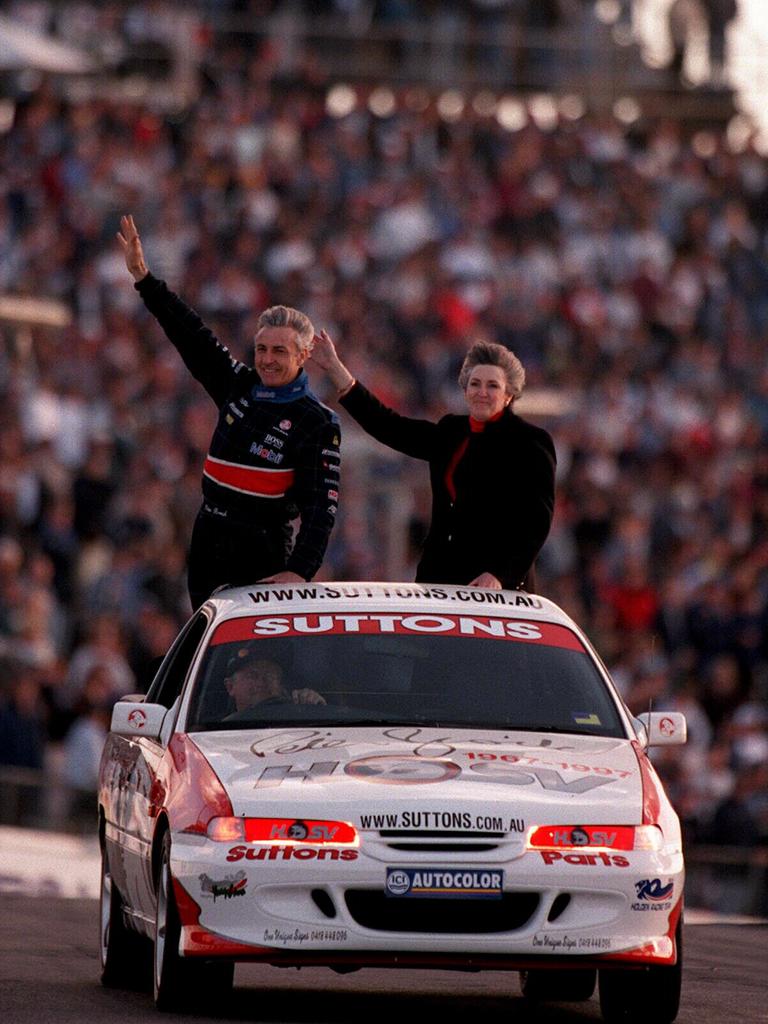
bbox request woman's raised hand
[310,330,354,393]
[116,214,149,282]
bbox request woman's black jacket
[340,382,556,589]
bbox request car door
[109,610,211,925]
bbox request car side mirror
[111,698,168,741]
[636,711,687,746]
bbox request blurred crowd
[0,1,766,864]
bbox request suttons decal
[247,584,544,608]
[539,851,630,867]
[359,810,524,833]
[226,845,358,862]
[211,614,583,651]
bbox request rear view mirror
[636,711,687,746]
[110,698,168,741]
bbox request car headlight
[206,816,359,847]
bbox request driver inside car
[224,657,325,716]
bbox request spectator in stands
[700,0,738,85]
[312,333,555,589]
[116,214,341,609]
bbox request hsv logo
[659,717,676,737]
[127,708,147,729]
[345,755,461,785]
[634,878,674,901]
[269,820,339,841]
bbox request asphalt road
[0,896,765,1024]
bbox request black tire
[598,919,683,1024]
[153,831,234,1012]
[99,845,150,989]
[520,968,596,1002]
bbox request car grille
[344,890,540,933]
[376,830,506,853]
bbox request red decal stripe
[203,456,294,497]
[210,614,585,650]
[631,740,662,824]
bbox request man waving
[117,215,340,609]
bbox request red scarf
[444,411,504,501]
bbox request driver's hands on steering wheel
[290,687,326,705]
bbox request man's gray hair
[458,341,526,399]
[255,305,315,354]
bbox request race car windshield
[186,612,624,737]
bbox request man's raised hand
[116,214,149,282]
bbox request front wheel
[598,919,683,1024]
[153,831,234,1012]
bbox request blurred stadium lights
[326,83,357,119]
[436,90,465,122]
[368,87,396,118]
[613,96,642,124]
[496,97,528,132]
[528,94,560,131]
[726,113,754,153]
[595,0,623,25]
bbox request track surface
[0,896,765,1023]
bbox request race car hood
[190,726,645,826]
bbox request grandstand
[0,0,766,916]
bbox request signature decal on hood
[249,727,579,759]
[253,755,623,792]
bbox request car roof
[204,581,580,631]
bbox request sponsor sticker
[385,867,503,899]
[631,877,674,911]
[539,851,629,867]
[227,845,358,862]
[359,810,524,832]
[199,871,247,901]
[533,934,612,951]
[127,708,146,729]
[573,712,601,725]
[211,614,582,649]
[263,926,347,945]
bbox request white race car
[98,582,686,1021]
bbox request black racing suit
[136,274,341,608]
